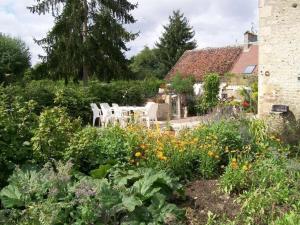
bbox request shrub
[0,87,38,187]
[196,73,220,114]
[24,80,57,113]
[170,74,194,95]
[0,34,31,83]
[31,107,81,163]
[65,126,130,173]
[220,152,300,224]
[0,162,185,225]
[54,85,92,124]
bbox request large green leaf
[0,184,24,208]
[90,164,112,179]
[122,195,143,212]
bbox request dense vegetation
[0,34,31,84]
[0,82,299,224]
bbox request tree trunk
[82,0,89,86]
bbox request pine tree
[28,0,137,84]
[156,10,197,76]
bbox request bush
[24,80,58,113]
[0,87,38,187]
[54,85,92,124]
[196,73,220,114]
[0,34,31,83]
[31,107,81,163]
[170,74,194,95]
[220,152,300,224]
[65,126,130,173]
[0,162,185,225]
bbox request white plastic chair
[112,103,130,127]
[90,103,102,127]
[100,103,114,127]
[141,102,158,128]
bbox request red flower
[242,101,250,108]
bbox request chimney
[244,31,257,51]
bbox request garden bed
[184,180,240,225]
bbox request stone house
[258,0,300,120]
[166,32,259,101]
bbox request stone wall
[258,0,300,119]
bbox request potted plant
[164,120,175,136]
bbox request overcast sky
[0,0,258,65]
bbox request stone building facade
[258,0,300,119]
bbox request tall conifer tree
[28,0,137,84]
[156,10,197,75]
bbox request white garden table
[119,106,146,114]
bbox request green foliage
[272,212,300,225]
[1,79,161,124]
[65,126,129,173]
[32,107,81,163]
[240,81,258,113]
[130,46,166,79]
[156,10,197,74]
[170,73,195,94]
[54,84,92,123]
[0,88,38,187]
[0,33,31,83]
[0,162,185,225]
[196,73,220,114]
[28,0,137,82]
[220,152,300,224]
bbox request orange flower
[230,159,238,169]
[140,144,146,149]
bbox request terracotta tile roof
[165,46,243,81]
[230,45,258,75]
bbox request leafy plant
[0,162,185,225]
[65,126,129,173]
[170,73,195,95]
[0,88,38,187]
[196,73,220,114]
[32,107,81,163]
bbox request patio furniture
[141,102,158,128]
[112,103,131,127]
[90,103,102,127]
[99,103,114,127]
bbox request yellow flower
[135,152,142,157]
[159,155,167,161]
[156,151,163,157]
[242,165,248,171]
[208,151,214,157]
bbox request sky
[0,0,258,65]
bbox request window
[243,65,256,74]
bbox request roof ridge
[186,45,243,53]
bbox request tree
[0,34,31,83]
[156,10,197,76]
[28,0,137,84]
[130,46,165,79]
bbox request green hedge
[2,78,162,124]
